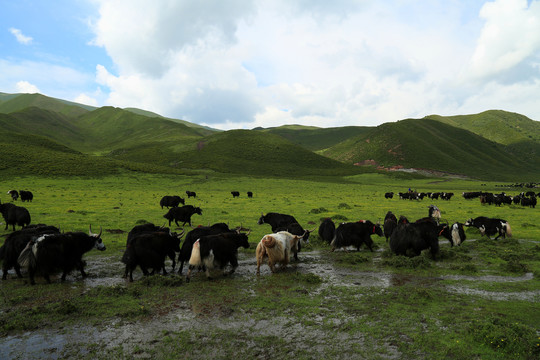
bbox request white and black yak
[1,225,60,280]
[17,226,105,285]
[186,231,250,282]
[464,216,512,240]
[255,231,306,275]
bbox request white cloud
[74,93,98,107]
[88,0,540,129]
[9,28,33,45]
[15,81,40,93]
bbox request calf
[318,218,335,244]
[331,220,383,252]
[256,231,305,275]
[178,223,235,274]
[464,216,512,240]
[163,205,202,227]
[1,225,60,280]
[186,232,250,282]
[17,226,105,285]
[122,230,184,282]
[0,202,31,231]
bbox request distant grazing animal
[389,217,446,258]
[521,196,537,208]
[247,191,253,198]
[186,191,197,198]
[383,211,398,242]
[318,218,335,244]
[385,192,394,199]
[231,191,240,198]
[0,202,31,231]
[19,190,33,202]
[186,231,250,282]
[1,225,60,280]
[330,220,383,252]
[258,212,299,232]
[256,231,306,275]
[7,190,19,201]
[274,222,314,260]
[163,205,202,227]
[159,195,184,209]
[122,228,184,282]
[178,223,235,274]
[464,216,512,240]
[17,226,105,285]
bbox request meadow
[1,172,539,359]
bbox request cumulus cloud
[15,81,40,93]
[88,0,540,129]
[9,28,33,45]
[468,0,540,82]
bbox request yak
[331,220,383,252]
[383,211,398,242]
[464,216,512,240]
[159,195,184,209]
[256,231,306,275]
[1,225,60,280]
[257,212,299,231]
[186,231,250,282]
[389,217,446,258]
[318,218,336,244]
[0,202,31,231]
[163,205,202,227]
[17,226,105,285]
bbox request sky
[1,0,539,130]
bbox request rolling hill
[0,91,538,180]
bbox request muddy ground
[1,241,539,359]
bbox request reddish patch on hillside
[354,159,378,166]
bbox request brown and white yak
[255,231,306,275]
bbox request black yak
[163,205,202,227]
[0,202,31,231]
[318,218,335,244]
[389,217,446,257]
[331,220,383,252]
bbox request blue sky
[1,0,539,129]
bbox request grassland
[1,172,539,359]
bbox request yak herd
[0,186,531,285]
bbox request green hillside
[426,110,540,145]
[322,118,540,180]
[167,129,362,176]
[257,125,372,151]
[0,93,93,118]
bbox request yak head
[89,225,106,251]
[257,213,266,225]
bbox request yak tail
[262,235,277,248]
[189,240,202,266]
[504,222,512,237]
[18,242,36,269]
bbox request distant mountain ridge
[0,92,538,180]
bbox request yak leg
[225,259,238,276]
[186,265,195,282]
[14,264,23,278]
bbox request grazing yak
[258,212,299,231]
[383,211,398,242]
[318,218,336,244]
[231,191,240,198]
[159,195,184,209]
[464,216,512,240]
[256,231,306,275]
[331,220,383,252]
[385,192,394,199]
[247,191,253,198]
[122,228,185,282]
[186,231,250,282]
[17,226,105,285]
[0,202,31,231]
[1,225,60,280]
[163,205,202,227]
[389,217,447,258]
[186,191,197,198]
[7,190,19,201]
[19,190,33,202]
[178,222,235,275]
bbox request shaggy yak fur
[186,232,250,282]
[255,231,305,275]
